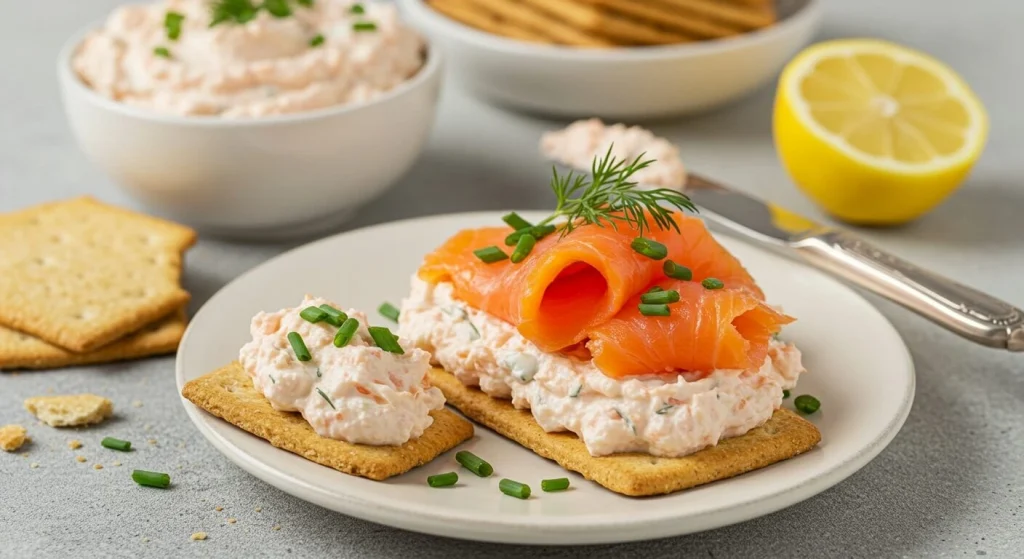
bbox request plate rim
[175,210,916,545]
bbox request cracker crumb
[132,400,143,408]
[141,537,150,543]
[24,394,113,427]
[68,440,83,450]
[177,464,183,470]
[190,532,207,541]
[93,464,103,470]
[214,506,223,512]
[272,525,281,531]
[75,455,87,463]
[30,463,40,469]
[147,439,158,446]
[21,452,30,458]
[112,461,122,467]
[177,441,186,449]
[0,425,28,452]
[144,424,152,431]
[255,507,262,513]
[227,518,237,524]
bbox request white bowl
[57,27,443,240]
[397,0,821,120]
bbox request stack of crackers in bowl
[0,197,196,371]
[426,0,777,46]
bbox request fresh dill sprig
[539,146,697,238]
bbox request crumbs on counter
[190,532,207,541]
[93,464,103,470]
[0,424,29,452]
[68,440,83,450]
[75,456,87,463]
[24,394,113,427]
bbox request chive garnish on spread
[647,285,663,293]
[263,0,292,17]
[498,478,531,499]
[316,388,336,410]
[427,472,458,487]
[510,234,536,263]
[541,478,570,492]
[640,289,679,305]
[663,260,693,281]
[350,3,365,14]
[505,224,555,246]
[502,212,533,231]
[783,389,791,399]
[299,306,328,323]
[631,237,667,260]
[287,332,312,361]
[368,326,404,354]
[378,302,400,322]
[655,404,674,415]
[701,278,725,290]
[164,12,185,41]
[638,303,670,317]
[569,384,582,398]
[309,33,325,47]
[333,317,360,348]
[353,21,377,32]
[319,304,347,326]
[153,46,171,59]
[473,246,508,264]
[101,437,131,451]
[794,394,820,415]
[132,470,171,489]
[455,451,493,477]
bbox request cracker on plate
[181,362,475,481]
[428,367,821,496]
[0,197,195,352]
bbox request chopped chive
[319,305,348,327]
[353,21,376,32]
[640,289,680,305]
[297,0,314,6]
[316,367,322,378]
[309,33,325,47]
[631,237,668,260]
[473,246,508,264]
[378,302,400,322]
[510,234,536,264]
[498,478,531,499]
[701,278,725,290]
[783,389,791,399]
[349,2,365,13]
[541,478,570,492]
[427,472,458,487]
[101,437,131,451]
[333,317,360,348]
[299,306,328,323]
[647,286,664,293]
[504,224,556,246]
[164,12,184,41]
[569,384,582,398]
[132,470,170,489]
[368,326,404,354]
[501,212,533,231]
[638,303,670,317]
[655,404,674,415]
[269,375,277,384]
[794,394,820,415]
[615,408,636,435]
[663,260,693,281]
[317,388,336,410]
[455,451,493,477]
[153,46,171,58]
[287,332,312,361]
[264,0,292,17]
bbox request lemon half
[774,39,988,225]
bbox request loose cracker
[428,368,821,496]
[24,394,114,427]
[0,197,196,352]
[181,362,475,481]
[0,425,29,452]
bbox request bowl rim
[397,0,822,61]
[56,21,443,128]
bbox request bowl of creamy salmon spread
[58,0,442,239]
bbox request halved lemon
[774,39,988,225]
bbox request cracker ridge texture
[181,362,475,481]
[0,310,187,371]
[0,197,196,352]
[428,367,821,496]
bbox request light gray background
[1,1,1022,557]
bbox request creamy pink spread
[73,0,424,117]
[239,296,444,445]
[541,118,688,190]
[399,278,805,457]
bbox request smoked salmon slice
[419,212,763,356]
[587,281,793,378]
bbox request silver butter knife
[684,172,1024,352]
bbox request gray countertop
[2,1,1022,557]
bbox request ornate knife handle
[794,230,1024,351]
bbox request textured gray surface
[2,1,1023,557]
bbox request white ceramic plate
[176,211,915,545]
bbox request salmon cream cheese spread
[400,278,805,458]
[239,296,444,445]
[541,118,688,190]
[73,0,425,117]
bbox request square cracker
[181,362,475,481]
[0,309,187,371]
[428,368,821,496]
[0,197,196,352]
